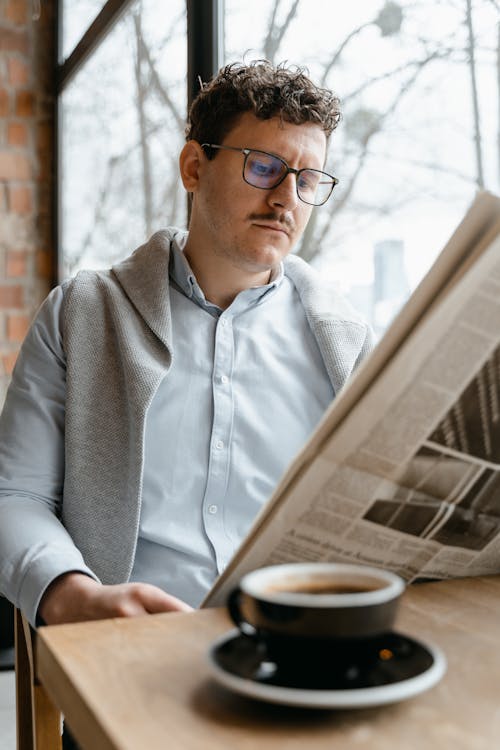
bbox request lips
[252,222,289,236]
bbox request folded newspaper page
[204,191,500,607]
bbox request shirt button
[215,440,224,450]
[220,375,229,384]
[208,504,218,514]
[221,318,228,327]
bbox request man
[0,61,373,628]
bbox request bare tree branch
[367,151,474,184]
[67,157,119,273]
[137,24,185,133]
[157,155,184,226]
[133,7,154,236]
[300,56,444,260]
[320,21,374,87]
[328,186,426,249]
[342,48,453,103]
[496,15,500,186]
[69,118,173,271]
[263,0,301,62]
[465,0,485,188]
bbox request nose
[266,173,299,211]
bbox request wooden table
[36,576,500,750]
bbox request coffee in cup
[228,562,405,644]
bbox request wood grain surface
[36,576,500,750]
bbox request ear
[179,140,205,193]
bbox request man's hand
[38,572,193,625]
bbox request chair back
[15,608,62,750]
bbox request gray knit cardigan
[61,229,374,585]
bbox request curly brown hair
[186,60,341,151]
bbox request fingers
[130,583,194,614]
[39,576,193,624]
[99,583,193,618]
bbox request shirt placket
[202,311,235,573]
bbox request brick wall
[0,0,55,406]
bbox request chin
[252,236,292,260]
[240,245,288,272]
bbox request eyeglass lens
[243,150,334,205]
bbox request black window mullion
[57,0,136,94]
[186,0,223,223]
[187,0,223,111]
[52,0,63,287]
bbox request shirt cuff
[18,553,100,628]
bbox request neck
[183,233,274,310]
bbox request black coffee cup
[228,563,405,651]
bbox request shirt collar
[169,235,285,316]
[169,233,201,299]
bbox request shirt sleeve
[0,285,99,626]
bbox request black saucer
[208,629,446,708]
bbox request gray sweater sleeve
[0,286,99,626]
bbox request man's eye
[249,159,279,177]
[298,171,319,191]
[253,162,273,175]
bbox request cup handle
[227,587,257,638]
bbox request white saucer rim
[207,628,447,709]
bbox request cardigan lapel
[284,254,374,394]
[111,229,184,350]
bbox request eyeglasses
[201,143,338,206]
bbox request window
[61,0,108,60]
[59,0,499,335]
[60,0,187,276]
[225,0,500,334]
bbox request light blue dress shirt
[0,237,335,621]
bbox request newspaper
[204,191,500,607]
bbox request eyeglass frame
[201,143,338,206]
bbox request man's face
[188,112,328,275]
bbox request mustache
[247,212,295,232]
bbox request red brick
[36,249,52,279]
[5,251,28,277]
[8,185,32,214]
[36,122,52,151]
[15,90,34,117]
[0,285,24,308]
[0,89,9,117]
[7,121,28,146]
[7,57,29,87]
[36,148,52,181]
[36,95,55,120]
[6,313,30,341]
[2,351,18,375]
[36,123,53,181]
[36,214,51,247]
[36,183,50,214]
[0,151,31,179]
[0,29,29,55]
[5,0,29,25]
[0,184,7,212]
